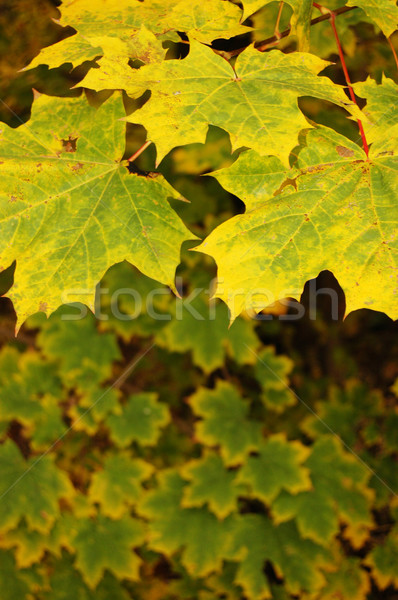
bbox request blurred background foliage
[0,1,397,599]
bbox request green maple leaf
[237,434,311,504]
[364,525,398,590]
[0,521,49,568]
[43,555,131,600]
[188,381,261,465]
[97,261,173,340]
[197,125,398,321]
[0,440,74,534]
[72,513,146,588]
[180,452,243,519]
[347,0,398,37]
[301,381,383,448]
[0,550,31,600]
[36,312,120,391]
[0,92,195,327]
[272,437,374,548]
[225,514,330,599]
[125,42,357,164]
[0,352,63,434]
[89,453,154,518]
[308,556,371,600]
[107,392,170,447]
[254,346,294,391]
[138,469,233,576]
[155,293,259,373]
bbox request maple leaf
[188,381,262,465]
[364,525,398,590]
[125,42,357,165]
[0,522,49,568]
[89,453,154,518]
[155,293,259,373]
[43,555,131,600]
[0,93,195,327]
[27,26,167,75]
[0,440,74,534]
[0,352,63,434]
[347,0,398,38]
[197,126,398,321]
[301,381,383,448]
[0,550,31,600]
[72,513,146,588]
[138,469,234,576]
[303,556,371,600]
[36,312,120,391]
[106,392,170,447]
[180,452,244,519]
[272,437,374,548]
[353,76,398,152]
[237,434,311,504]
[97,261,173,340]
[26,0,247,74]
[225,514,330,599]
[164,0,250,43]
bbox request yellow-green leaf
[126,42,357,164]
[197,126,398,321]
[0,93,195,327]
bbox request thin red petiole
[274,2,284,39]
[127,140,152,163]
[388,36,398,72]
[313,3,369,158]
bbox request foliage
[0,1,398,599]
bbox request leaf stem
[388,35,398,72]
[274,2,284,40]
[127,140,152,163]
[313,3,369,158]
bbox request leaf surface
[180,452,243,518]
[107,392,170,447]
[197,126,398,320]
[126,43,357,164]
[226,515,329,599]
[347,0,398,37]
[188,381,261,465]
[139,470,233,576]
[0,441,73,534]
[72,514,146,588]
[237,434,311,503]
[0,93,194,326]
[89,454,154,518]
[272,437,374,547]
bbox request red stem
[127,140,152,163]
[388,36,398,72]
[313,3,369,157]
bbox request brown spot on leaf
[61,136,78,153]
[39,301,48,312]
[336,145,354,158]
[71,162,84,172]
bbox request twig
[254,5,357,52]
